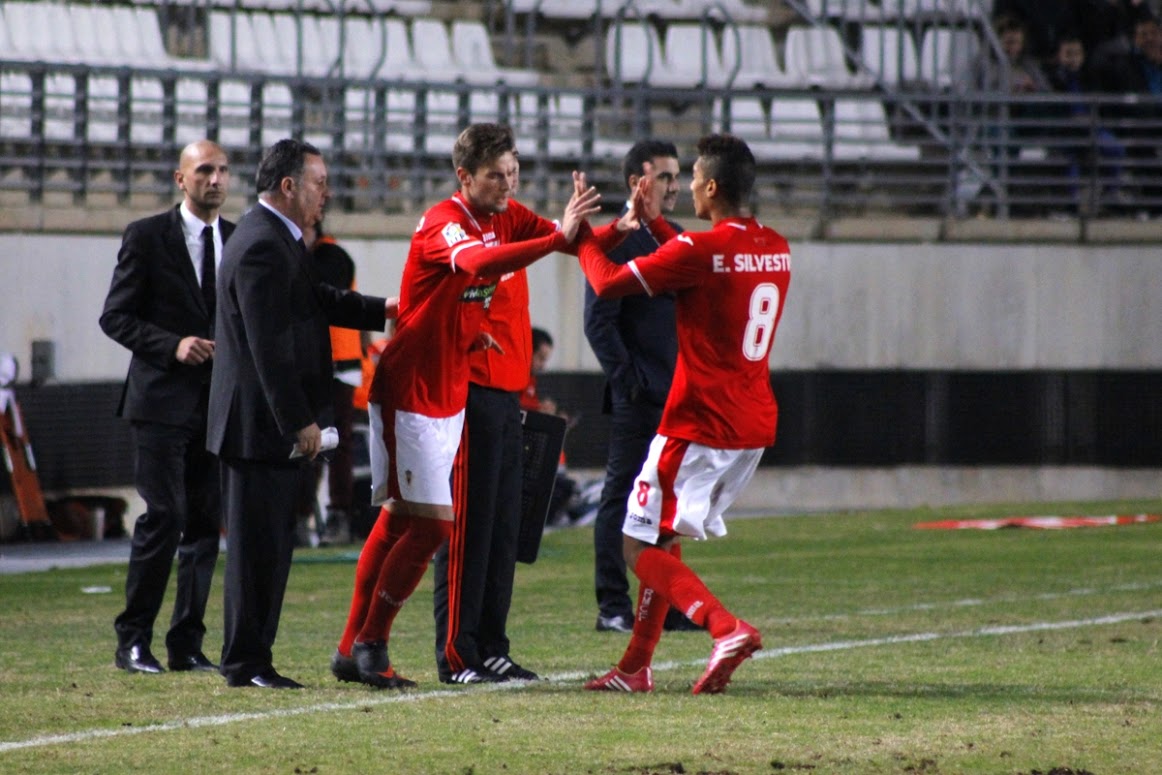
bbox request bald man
[101,140,235,675]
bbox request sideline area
[0,538,130,575]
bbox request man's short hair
[532,326,553,350]
[453,123,516,175]
[621,139,680,190]
[255,138,321,195]
[696,133,755,209]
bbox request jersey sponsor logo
[442,221,470,247]
[629,513,653,526]
[712,252,791,273]
[677,234,694,246]
[460,281,498,305]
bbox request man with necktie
[207,139,393,689]
[101,140,234,675]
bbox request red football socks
[632,544,737,639]
[618,543,682,674]
[617,584,669,675]
[356,515,452,644]
[337,506,407,656]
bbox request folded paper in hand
[289,426,339,459]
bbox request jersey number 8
[742,283,780,361]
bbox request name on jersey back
[711,253,791,274]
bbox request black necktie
[201,225,216,319]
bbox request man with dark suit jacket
[101,139,233,675]
[207,139,391,689]
[583,139,688,634]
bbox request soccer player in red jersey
[577,134,792,694]
[331,123,626,688]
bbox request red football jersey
[469,269,532,392]
[371,193,557,417]
[627,217,791,449]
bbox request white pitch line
[799,580,1162,623]
[5,608,1157,754]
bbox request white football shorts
[368,403,465,506]
[623,434,763,543]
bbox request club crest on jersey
[442,221,469,246]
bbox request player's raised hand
[561,170,602,243]
[617,166,655,233]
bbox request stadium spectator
[1047,33,1128,213]
[1097,12,1162,215]
[583,139,697,635]
[329,123,624,690]
[578,134,791,695]
[101,140,233,676]
[993,0,1080,62]
[207,139,392,690]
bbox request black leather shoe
[168,651,219,672]
[228,669,304,689]
[595,614,633,633]
[115,644,165,674]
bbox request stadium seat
[343,86,424,152]
[206,11,294,148]
[251,12,297,74]
[2,2,77,141]
[604,21,664,85]
[209,11,254,71]
[450,20,540,87]
[514,91,581,158]
[508,0,603,20]
[804,0,889,22]
[293,14,341,77]
[858,25,920,87]
[66,4,126,144]
[411,19,469,83]
[684,0,767,22]
[784,25,870,89]
[831,99,920,161]
[918,26,980,90]
[713,96,780,159]
[770,97,826,160]
[343,16,414,80]
[719,24,794,88]
[652,23,729,88]
[418,88,459,154]
[0,6,34,141]
[365,0,435,15]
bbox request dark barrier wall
[3,372,1160,493]
[539,371,1162,469]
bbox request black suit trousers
[219,456,301,682]
[114,414,220,654]
[593,396,663,619]
[433,385,523,673]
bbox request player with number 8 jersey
[576,134,789,695]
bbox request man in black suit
[101,139,233,675]
[583,139,691,634]
[207,139,391,689]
